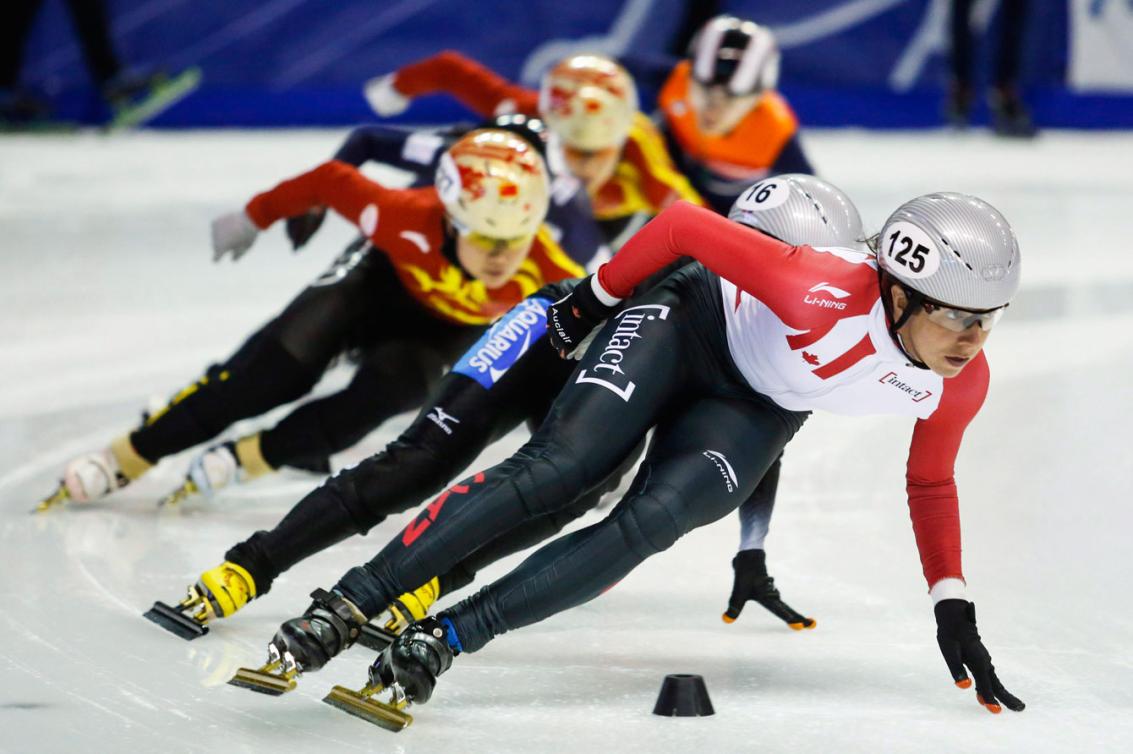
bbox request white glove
[363,74,410,117]
[211,210,259,262]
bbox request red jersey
[392,51,703,220]
[597,202,991,592]
[245,160,584,326]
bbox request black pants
[334,265,807,650]
[224,277,645,594]
[1,0,120,89]
[951,0,1030,90]
[129,240,477,474]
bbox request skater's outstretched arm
[245,161,437,248]
[378,50,539,119]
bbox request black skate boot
[988,86,1037,138]
[323,616,459,732]
[722,549,816,630]
[228,588,368,696]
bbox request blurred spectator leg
[988,0,1037,137]
[63,0,123,89]
[947,0,976,127]
[1,0,51,124]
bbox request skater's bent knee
[617,486,684,557]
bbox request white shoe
[186,444,240,499]
[62,448,125,502]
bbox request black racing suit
[332,264,808,651]
[224,279,599,595]
[129,241,481,474]
[129,123,608,477]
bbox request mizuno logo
[426,406,461,435]
[808,282,850,298]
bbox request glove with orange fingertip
[934,599,1025,714]
[721,549,815,631]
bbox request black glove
[722,549,815,630]
[934,599,1025,713]
[285,207,327,251]
[547,275,618,358]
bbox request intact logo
[702,450,738,493]
[453,297,551,388]
[878,371,934,402]
[574,304,671,402]
[426,406,461,435]
[803,282,851,310]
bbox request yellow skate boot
[386,577,441,633]
[357,577,441,651]
[144,561,257,640]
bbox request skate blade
[32,483,70,513]
[157,479,199,507]
[144,600,209,640]
[107,67,202,131]
[323,685,412,732]
[228,662,297,696]
[357,623,398,652]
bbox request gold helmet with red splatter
[538,54,638,151]
[435,128,550,241]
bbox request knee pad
[616,483,685,559]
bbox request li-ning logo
[426,406,461,435]
[574,304,671,401]
[804,282,851,310]
[702,450,738,493]
[879,372,934,402]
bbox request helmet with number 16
[728,174,864,250]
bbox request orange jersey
[659,60,798,178]
[245,161,584,326]
[392,51,702,220]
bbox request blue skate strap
[439,616,464,654]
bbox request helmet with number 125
[877,193,1021,312]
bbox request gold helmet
[538,54,638,151]
[435,129,550,241]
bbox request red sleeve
[906,351,990,589]
[393,50,539,118]
[597,201,833,306]
[244,160,423,251]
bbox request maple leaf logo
[803,351,820,366]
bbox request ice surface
[1,129,1132,753]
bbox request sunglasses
[464,231,533,252]
[921,300,1008,332]
[562,145,618,162]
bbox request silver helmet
[877,192,1020,311]
[728,174,864,249]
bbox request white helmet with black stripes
[689,15,780,97]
